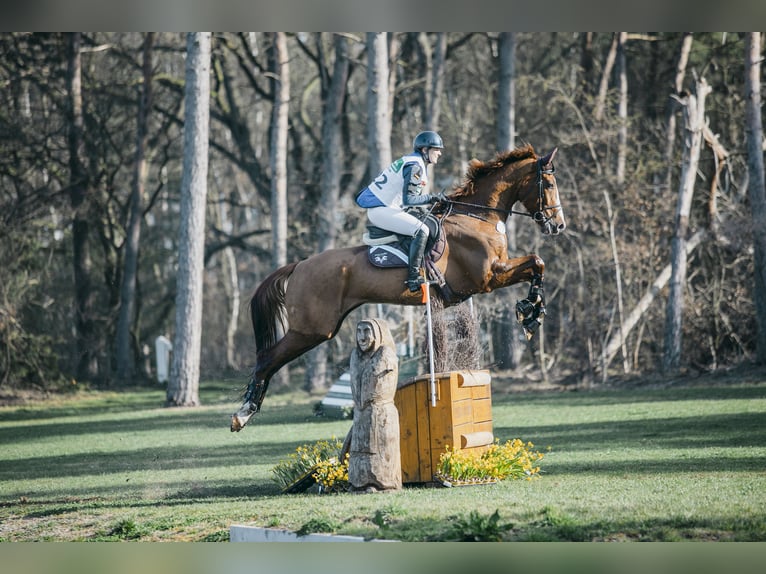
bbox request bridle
[442,158,560,224]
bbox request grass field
[1,366,765,542]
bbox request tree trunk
[603,189,629,373]
[67,32,98,382]
[495,32,524,370]
[306,33,349,394]
[663,77,711,372]
[616,32,628,184]
[594,33,618,122]
[116,32,154,383]
[167,32,211,407]
[661,33,693,193]
[269,32,290,387]
[745,32,766,363]
[426,32,446,130]
[270,32,290,270]
[367,32,392,175]
[211,169,240,372]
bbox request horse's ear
[540,147,558,167]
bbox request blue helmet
[413,131,444,152]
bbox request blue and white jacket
[356,153,433,209]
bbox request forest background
[1,32,764,402]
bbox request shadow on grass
[492,382,766,408]
[0,400,332,443]
[0,427,343,484]
[495,410,766,460]
[0,379,257,423]
[14,478,283,520]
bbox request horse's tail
[250,262,299,355]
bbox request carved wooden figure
[348,318,402,492]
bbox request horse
[231,144,565,432]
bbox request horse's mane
[452,144,536,198]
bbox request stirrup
[405,275,426,292]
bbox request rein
[444,158,560,224]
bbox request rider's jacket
[356,153,432,209]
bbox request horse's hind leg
[230,329,328,432]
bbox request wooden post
[348,319,402,492]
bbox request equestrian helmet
[413,130,444,152]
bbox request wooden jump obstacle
[394,369,494,484]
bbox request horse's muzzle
[542,221,566,235]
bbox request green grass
[1,373,765,542]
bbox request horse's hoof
[521,312,545,340]
[521,320,538,340]
[230,403,258,432]
[515,298,534,322]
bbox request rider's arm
[401,162,435,207]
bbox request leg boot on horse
[515,273,546,340]
[405,228,429,292]
[230,376,265,432]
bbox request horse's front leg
[490,255,546,340]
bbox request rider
[356,130,446,292]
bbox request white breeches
[367,207,430,238]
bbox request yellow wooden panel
[415,379,432,482]
[471,398,493,423]
[450,399,474,426]
[428,378,454,447]
[450,377,474,401]
[395,384,420,483]
[471,420,494,435]
[470,384,491,400]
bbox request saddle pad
[367,244,409,268]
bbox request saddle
[363,213,446,285]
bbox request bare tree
[663,76,711,372]
[495,31,524,370]
[167,33,211,407]
[305,33,350,393]
[269,32,291,387]
[270,32,290,270]
[616,32,628,184]
[67,32,98,381]
[745,32,766,363]
[660,33,694,192]
[116,32,154,382]
[366,32,392,175]
[594,33,619,122]
[426,32,447,130]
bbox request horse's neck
[496,163,532,213]
[480,174,522,215]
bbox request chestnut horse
[231,144,565,431]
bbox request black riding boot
[405,229,429,292]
